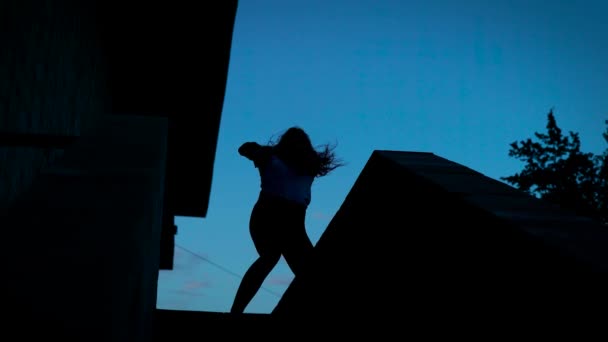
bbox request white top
[259,155,314,206]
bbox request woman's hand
[238,142,260,157]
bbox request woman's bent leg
[230,253,280,314]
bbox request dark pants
[230,192,314,313]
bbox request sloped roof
[377,150,608,271]
[99,0,239,218]
[272,150,608,324]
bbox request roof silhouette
[270,150,608,328]
[99,0,238,218]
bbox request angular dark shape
[153,310,274,340]
[1,0,239,339]
[1,115,169,341]
[97,0,239,219]
[273,150,608,330]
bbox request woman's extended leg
[230,198,281,314]
[230,253,280,314]
[282,205,314,277]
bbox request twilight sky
[156,0,608,313]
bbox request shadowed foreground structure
[154,150,608,337]
[1,0,238,340]
[272,150,608,331]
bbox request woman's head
[275,127,314,153]
[271,126,344,177]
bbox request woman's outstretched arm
[238,142,272,168]
[238,142,261,159]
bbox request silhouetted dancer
[230,126,344,314]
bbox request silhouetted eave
[99,0,239,218]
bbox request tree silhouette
[501,109,608,225]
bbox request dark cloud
[310,211,330,220]
[170,289,206,297]
[267,275,293,286]
[183,280,212,290]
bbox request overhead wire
[175,243,283,298]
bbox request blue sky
[156,0,608,313]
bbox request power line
[174,243,283,298]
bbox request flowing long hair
[269,127,344,177]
